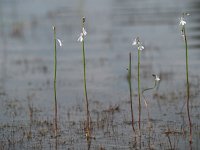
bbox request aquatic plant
[179,13,192,144]
[78,17,91,140]
[53,26,62,137]
[127,52,135,132]
[132,37,144,130]
[142,74,160,121]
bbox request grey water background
[0,0,199,115]
[0,0,200,145]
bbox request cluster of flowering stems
[78,17,91,140]
[52,14,192,145]
[180,13,192,144]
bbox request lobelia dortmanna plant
[52,26,62,137]
[179,13,192,144]
[77,17,91,140]
[132,37,144,131]
[142,74,160,122]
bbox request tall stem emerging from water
[53,26,58,137]
[138,49,141,130]
[81,17,90,138]
[128,52,135,132]
[183,26,192,144]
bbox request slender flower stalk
[78,17,91,140]
[127,52,135,133]
[142,74,160,121]
[141,74,160,148]
[132,37,144,130]
[52,26,62,137]
[179,13,192,144]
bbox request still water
[0,0,200,149]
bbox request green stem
[53,26,58,137]
[183,26,192,144]
[128,52,135,132]
[138,49,141,130]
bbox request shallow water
[0,0,200,149]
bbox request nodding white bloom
[153,74,160,82]
[179,13,190,37]
[56,38,63,47]
[78,27,87,42]
[132,37,144,51]
[179,17,186,26]
[77,33,84,42]
[82,27,87,36]
[179,13,190,27]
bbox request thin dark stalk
[82,17,90,138]
[183,26,192,144]
[142,80,156,121]
[167,134,173,150]
[128,52,135,132]
[141,76,158,149]
[53,26,58,137]
[138,49,141,130]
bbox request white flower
[77,33,84,42]
[77,28,87,42]
[132,37,144,51]
[56,38,63,47]
[132,38,138,46]
[82,27,87,36]
[153,74,160,82]
[138,45,144,51]
[179,17,186,26]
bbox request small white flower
[82,27,87,36]
[179,17,186,26]
[138,45,144,51]
[77,33,84,42]
[77,27,87,42]
[56,38,63,47]
[132,37,144,51]
[153,74,160,81]
[132,38,138,46]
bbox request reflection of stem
[137,49,141,130]
[53,26,58,137]
[127,52,135,132]
[28,102,33,138]
[183,26,192,144]
[167,134,173,150]
[82,18,91,139]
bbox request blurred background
[0,0,200,121]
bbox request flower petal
[139,45,144,51]
[56,38,63,47]
[82,27,87,36]
[77,33,83,42]
[152,74,160,81]
[132,38,137,45]
[179,17,186,26]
